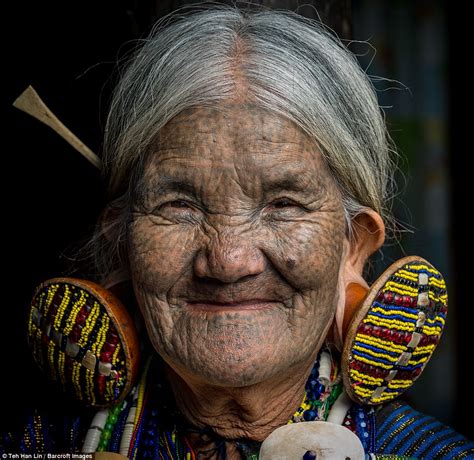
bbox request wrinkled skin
[126,104,376,456]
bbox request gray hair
[96,3,396,282]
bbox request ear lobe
[330,210,385,350]
[347,209,385,276]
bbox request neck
[164,355,319,443]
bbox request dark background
[2,0,471,439]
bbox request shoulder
[374,400,474,459]
[1,409,92,454]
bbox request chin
[165,342,289,388]
[190,363,277,388]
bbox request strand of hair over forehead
[103,2,397,236]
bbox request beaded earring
[27,278,140,408]
[341,256,447,405]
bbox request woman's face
[127,104,347,386]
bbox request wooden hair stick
[13,86,102,170]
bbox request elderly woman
[2,4,473,460]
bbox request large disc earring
[27,278,140,407]
[341,256,447,405]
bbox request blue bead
[303,410,317,421]
[303,450,317,460]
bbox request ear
[331,209,385,349]
[344,209,385,284]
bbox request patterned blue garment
[373,400,474,459]
[2,353,473,459]
[2,399,473,459]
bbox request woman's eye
[162,200,191,209]
[271,198,298,208]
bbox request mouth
[185,299,278,311]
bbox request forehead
[156,104,313,149]
[145,104,327,174]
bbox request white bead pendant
[259,421,365,460]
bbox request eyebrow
[140,170,317,199]
[150,175,199,196]
[265,174,314,193]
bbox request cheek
[266,212,345,291]
[261,213,345,344]
[127,217,198,290]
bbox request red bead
[374,368,384,378]
[79,306,90,316]
[384,292,394,303]
[107,332,119,344]
[103,342,117,353]
[381,328,392,339]
[351,362,360,371]
[372,326,382,337]
[364,364,372,374]
[364,324,373,334]
[52,293,63,306]
[101,351,112,362]
[70,324,83,342]
[394,294,403,306]
[402,296,412,307]
[377,291,384,301]
[391,331,403,342]
[75,312,87,325]
[96,375,106,395]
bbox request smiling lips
[186,299,277,311]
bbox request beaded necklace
[82,350,344,459]
[1,351,367,459]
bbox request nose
[194,232,266,283]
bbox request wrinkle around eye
[160,199,193,209]
[269,197,302,209]
[153,202,204,226]
[130,210,177,226]
[262,202,342,225]
[262,197,307,217]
